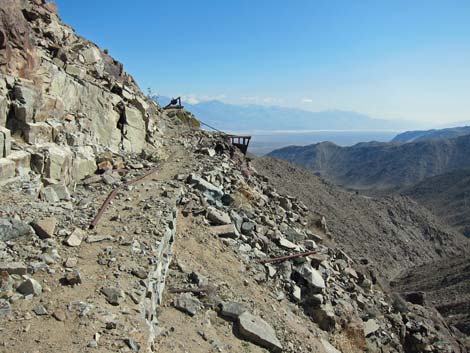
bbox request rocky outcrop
[0,0,170,188]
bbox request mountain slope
[252,156,470,280]
[392,257,470,335]
[402,169,470,237]
[392,126,470,143]
[268,135,470,191]
[253,156,470,340]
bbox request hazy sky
[55,0,470,123]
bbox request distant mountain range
[268,134,470,191]
[392,126,470,143]
[155,96,422,132]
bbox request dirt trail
[154,213,329,353]
[0,141,193,353]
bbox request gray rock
[174,174,186,181]
[230,211,243,232]
[189,174,223,201]
[33,304,48,316]
[101,286,125,306]
[278,237,298,250]
[0,158,15,181]
[65,270,82,286]
[0,299,11,317]
[220,301,248,319]
[66,64,85,78]
[17,278,42,296]
[0,126,11,158]
[284,227,305,242]
[199,147,216,157]
[40,186,60,203]
[64,257,78,268]
[311,304,336,331]
[303,239,317,250]
[189,271,208,286]
[211,224,237,238]
[221,194,235,206]
[102,174,116,185]
[279,197,292,210]
[0,262,28,275]
[295,264,325,290]
[0,218,34,241]
[64,228,84,247]
[31,217,57,239]
[292,285,302,302]
[237,312,282,352]
[241,221,255,236]
[206,207,231,225]
[363,319,380,336]
[173,293,202,316]
[50,183,71,201]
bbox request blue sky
[55,0,470,123]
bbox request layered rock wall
[0,0,164,189]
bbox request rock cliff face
[0,0,176,190]
[268,136,470,191]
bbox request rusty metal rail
[89,166,160,229]
[260,250,317,264]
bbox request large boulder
[237,312,283,352]
[40,144,73,184]
[295,264,326,291]
[188,174,224,202]
[71,146,96,182]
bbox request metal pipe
[89,166,160,229]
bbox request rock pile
[166,131,466,353]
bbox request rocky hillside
[392,126,470,143]
[392,257,470,337]
[1,1,470,353]
[253,156,470,346]
[252,157,470,281]
[402,169,470,237]
[268,135,470,191]
[1,127,468,353]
